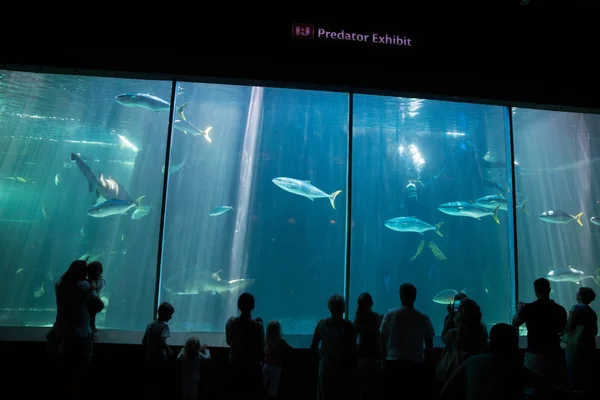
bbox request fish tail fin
[435,222,444,237]
[203,126,213,143]
[493,206,500,224]
[329,190,343,209]
[575,212,584,226]
[521,200,529,215]
[176,102,190,120]
[134,195,146,206]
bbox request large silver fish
[546,266,600,285]
[272,177,342,209]
[475,195,528,215]
[87,196,145,218]
[384,217,443,236]
[433,289,466,305]
[163,269,254,296]
[438,201,500,224]
[114,92,170,111]
[539,210,583,226]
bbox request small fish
[41,205,48,220]
[209,206,234,216]
[539,210,583,226]
[162,161,185,175]
[16,268,24,274]
[54,174,61,186]
[438,201,500,224]
[80,226,87,238]
[433,288,466,305]
[546,266,600,285]
[114,92,170,111]
[590,216,600,226]
[33,282,45,298]
[87,196,145,218]
[272,177,343,209]
[384,217,443,236]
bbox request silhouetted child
[177,336,211,400]
[142,302,175,400]
[263,320,292,399]
[86,261,106,336]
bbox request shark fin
[212,270,223,281]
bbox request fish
[33,282,45,298]
[475,195,529,215]
[433,289,466,305]
[54,174,61,186]
[161,161,185,175]
[546,266,600,285]
[483,180,504,192]
[437,202,500,224]
[114,92,170,111]
[163,269,255,296]
[272,177,343,209]
[384,217,443,237]
[209,206,234,216]
[87,196,145,218]
[539,210,583,226]
[590,217,600,226]
[131,205,152,220]
[173,120,213,143]
[71,153,132,201]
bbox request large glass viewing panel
[513,108,600,336]
[349,95,513,335]
[0,70,172,330]
[158,83,349,335]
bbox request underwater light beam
[228,86,264,312]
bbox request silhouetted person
[225,292,265,396]
[311,294,357,400]
[440,323,552,400]
[177,336,211,400]
[562,287,598,392]
[353,292,383,400]
[441,292,468,337]
[380,283,434,397]
[47,259,93,399]
[263,320,292,399]
[142,301,175,400]
[513,277,567,398]
[86,261,105,339]
[442,299,488,359]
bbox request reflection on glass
[0,70,172,330]
[350,95,512,335]
[159,83,349,337]
[513,108,600,336]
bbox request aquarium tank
[0,69,598,346]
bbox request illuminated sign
[292,23,412,47]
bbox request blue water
[0,70,598,341]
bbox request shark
[71,153,132,201]
[162,269,254,296]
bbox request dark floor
[1,341,597,399]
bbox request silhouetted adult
[311,294,357,400]
[380,283,434,397]
[440,323,552,400]
[225,292,265,396]
[51,259,94,399]
[441,292,468,337]
[353,292,383,400]
[512,277,567,398]
[442,299,488,359]
[562,287,598,392]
